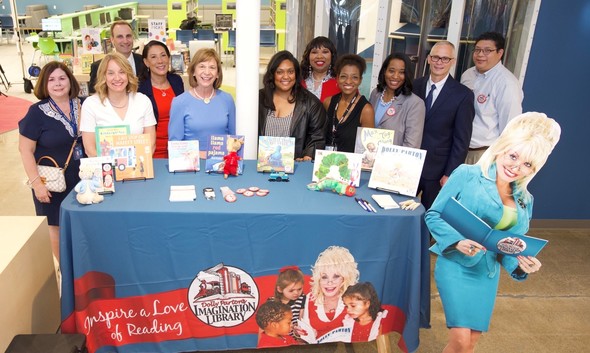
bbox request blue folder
[441,197,548,257]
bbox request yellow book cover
[112,134,154,181]
[80,54,94,74]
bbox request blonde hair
[477,112,561,200]
[94,52,138,103]
[188,48,223,88]
[310,246,359,305]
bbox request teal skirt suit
[425,164,532,332]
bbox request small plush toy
[307,178,356,197]
[223,136,244,179]
[74,165,104,205]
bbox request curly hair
[94,52,138,104]
[301,36,337,80]
[255,299,291,330]
[310,246,359,305]
[34,61,80,100]
[342,282,383,321]
[477,112,561,202]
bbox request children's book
[368,144,426,197]
[80,156,115,194]
[256,136,295,173]
[102,38,113,54]
[296,319,352,344]
[80,54,94,74]
[111,134,154,181]
[354,127,395,170]
[95,125,130,158]
[81,28,102,54]
[441,197,548,257]
[170,53,184,73]
[205,135,245,174]
[312,150,363,187]
[168,140,200,172]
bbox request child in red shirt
[256,300,299,348]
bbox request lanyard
[330,93,359,148]
[49,98,77,136]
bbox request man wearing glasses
[461,32,523,164]
[413,41,475,210]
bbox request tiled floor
[1,40,589,353]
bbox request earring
[308,66,313,79]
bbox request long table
[60,159,430,353]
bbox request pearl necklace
[380,90,396,106]
[193,87,215,104]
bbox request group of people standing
[18,21,561,353]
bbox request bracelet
[27,175,41,186]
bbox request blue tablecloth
[60,159,430,353]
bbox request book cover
[311,150,363,187]
[148,19,168,42]
[205,135,245,174]
[79,82,89,97]
[95,125,130,157]
[256,136,295,173]
[441,197,548,257]
[81,28,102,54]
[354,127,395,170]
[111,134,154,181]
[168,140,200,172]
[101,38,113,54]
[170,53,184,73]
[80,156,115,194]
[368,144,426,197]
[80,54,94,74]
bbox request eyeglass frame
[473,47,500,56]
[428,55,454,64]
[502,152,534,174]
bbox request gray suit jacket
[369,89,425,148]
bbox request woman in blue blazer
[425,112,561,353]
[138,40,184,158]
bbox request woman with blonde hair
[426,112,561,353]
[299,246,359,338]
[81,52,156,157]
[169,48,235,156]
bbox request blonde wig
[310,246,359,305]
[477,112,561,200]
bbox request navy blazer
[138,72,185,123]
[88,53,145,94]
[413,75,475,180]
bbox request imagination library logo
[187,263,259,327]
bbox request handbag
[36,140,77,193]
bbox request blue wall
[523,0,590,219]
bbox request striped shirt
[264,110,293,137]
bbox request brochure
[441,197,548,257]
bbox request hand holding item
[517,255,542,274]
[456,239,485,256]
[33,182,52,203]
[399,199,420,210]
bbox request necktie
[425,84,436,113]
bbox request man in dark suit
[88,21,145,94]
[413,41,475,210]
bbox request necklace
[109,96,128,109]
[193,87,215,104]
[380,90,396,106]
[152,84,170,97]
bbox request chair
[176,29,194,46]
[0,15,15,44]
[227,30,236,67]
[195,29,217,42]
[38,37,59,64]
